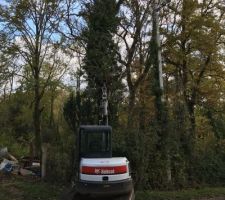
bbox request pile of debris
[0,147,40,177]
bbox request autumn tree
[0,0,66,178]
[162,0,225,182]
[116,0,153,126]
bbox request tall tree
[116,0,153,125]
[0,0,63,178]
[164,0,225,134]
[146,0,172,184]
[162,0,225,182]
[81,0,124,124]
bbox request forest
[0,0,225,192]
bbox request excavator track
[60,187,135,200]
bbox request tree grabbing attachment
[99,83,108,125]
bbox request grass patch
[136,188,225,200]
[0,175,63,200]
[1,174,225,200]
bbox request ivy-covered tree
[81,0,124,125]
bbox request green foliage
[83,0,120,87]
[47,130,76,183]
[81,0,124,124]
[63,92,80,132]
[0,133,28,157]
[63,91,98,127]
[0,91,32,142]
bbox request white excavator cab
[77,125,133,197]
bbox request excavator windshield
[79,125,112,158]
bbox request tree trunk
[127,89,135,127]
[41,143,49,179]
[151,5,172,184]
[33,77,42,154]
[139,84,146,131]
[188,102,196,135]
[29,139,37,163]
[33,74,44,178]
[49,90,55,127]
